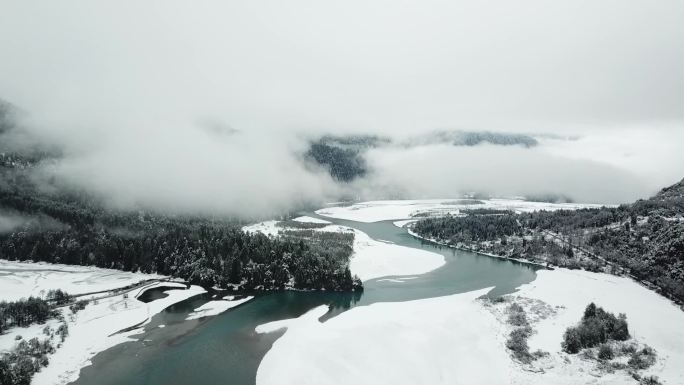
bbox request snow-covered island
[243,215,445,281]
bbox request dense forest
[413,178,684,304]
[0,149,362,292]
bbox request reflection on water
[72,214,538,385]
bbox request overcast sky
[1,1,682,215]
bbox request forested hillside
[413,179,684,304]
[305,135,386,182]
[0,149,361,292]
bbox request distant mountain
[305,135,388,182]
[408,130,539,148]
[304,131,539,182]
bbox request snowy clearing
[256,268,684,385]
[241,220,280,237]
[185,296,254,320]
[316,198,606,223]
[0,259,164,301]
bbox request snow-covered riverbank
[256,287,503,385]
[406,226,549,268]
[257,289,508,385]
[0,261,210,385]
[31,283,207,385]
[256,268,684,385]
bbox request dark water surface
[71,213,538,385]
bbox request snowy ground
[256,288,509,385]
[0,259,164,301]
[241,216,444,281]
[0,318,63,354]
[185,296,254,320]
[256,269,684,385]
[316,198,606,223]
[241,216,331,237]
[504,268,684,384]
[349,229,443,281]
[242,220,281,237]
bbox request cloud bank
[0,1,682,215]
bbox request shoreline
[405,227,551,269]
[31,283,207,385]
[405,226,684,311]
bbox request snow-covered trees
[562,303,629,354]
[0,297,54,333]
[0,150,362,292]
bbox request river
[71,214,538,385]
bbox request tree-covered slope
[0,150,362,292]
[304,135,387,182]
[413,179,684,304]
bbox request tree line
[0,219,361,291]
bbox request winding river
[71,214,538,385]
